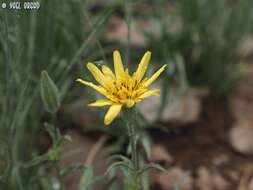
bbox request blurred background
[1,0,253,189]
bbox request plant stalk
[127,121,138,170]
[124,109,141,190]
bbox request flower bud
[48,149,60,163]
[40,71,60,114]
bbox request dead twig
[85,134,109,165]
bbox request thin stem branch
[55,164,64,190]
[85,134,108,165]
[82,1,107,63]
[124,0,132,66]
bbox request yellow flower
[77,50,167,125]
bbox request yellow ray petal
[76,79,107,97]
[102,65,115,79]
[144,65,167,87]
[113,50,125,78]
[88,99,113,107]
[125,68,131,80]
[138,89,160,99]
[133,51,151,83]
[87,62,106,86]
[104,104,122,125]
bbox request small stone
[229,122,253,154]
[212,173,230,190]
[138,87,208,124]
[196,167,230,190]
[150,144,174,165]
[212,154,229,166]
[152,167,193,190]
[161,88,208,125]
[196,167,212,190]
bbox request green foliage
[106,154,166,190]
[147,0,253,94]
[0,0,112,189]
[106,155,135,175]
[60,164,85,178]
[79,166,94,190]
[1,0,252,189]
[79,166,105,190]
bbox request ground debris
[196,167,230,190]
[151,166,193,190]
[228,64,253,155]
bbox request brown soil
[151,96,253,190]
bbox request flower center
[107,79,142,105]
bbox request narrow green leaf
[44,123,66,149]
[139,132,152,159]
[60,164,86,177]
[137,163,166,177]
[79,166,94,190]
[20,154,48,168]
[107,154,132,165]
[105,161,134,176]
[44,123,56,141]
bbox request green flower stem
[123,108,141,190]
[127,120,138,170]
[56,164,64,190]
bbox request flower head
[77,50,166,125]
